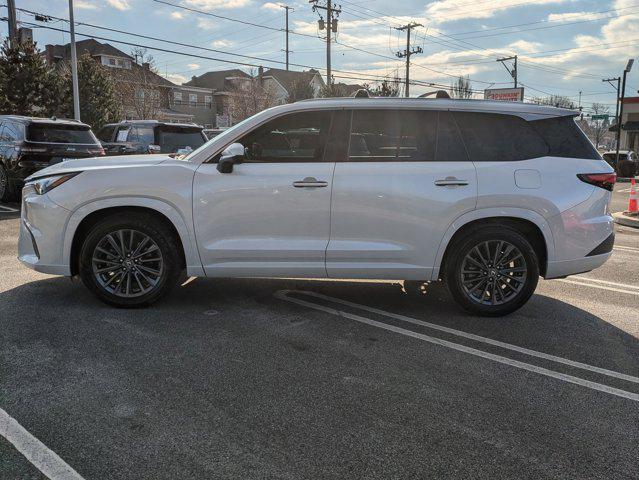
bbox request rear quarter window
[453,112,548,161]
[529,116,600,160]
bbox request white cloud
[107,0,130,11]
[187,63,200,70]
[547,11,602,23]
[164,73,188,84]
[75,0,99,9]
[170,11,185,19]
[196,18,217,30]
[426,0,570,23]
[184,0,250,10]
[261,2,282,10]
[212,39,233,48]
[508,40,541,54]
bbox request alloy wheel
[459,240,527,306]
[91,229,164,298]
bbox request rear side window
[96,125,116,142]
[453,112,548,161]
[530,116,600,160]
[348,110,437,161]
[158,129,206,153]
[436,111,468,161]
[28,124,97,144]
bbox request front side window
[96,125,116,142]
[453,112,549,161]
[237,111,331,163]
[130,126,155,145]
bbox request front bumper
[18,188,72,276]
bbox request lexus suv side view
[18,98,616,316]
[0,116,104,202]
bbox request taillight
[577,173,616,191]
[88,148,105,156]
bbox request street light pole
[615,59,634,171]
[68,0,81,121]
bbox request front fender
[61,196,204,277]
[430,207,556,281]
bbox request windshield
[183,115,256,161]
[28,124,98,144]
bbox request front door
[193,110,335,278]
[326,109,478,280]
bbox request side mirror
[148,144,161,154]
[217,142,245,173]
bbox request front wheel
[445,227,539,317]
[79,213,183,307]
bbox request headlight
[25,172,80,195]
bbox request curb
[613,211,639,228]
[617,176,638,183]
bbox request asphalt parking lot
[1,188,638,480]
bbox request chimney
[258,65,264,77]
[142,62,150,70]
[45,44,55,66]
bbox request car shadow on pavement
[1,275,637,376]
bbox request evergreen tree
[0,40,59,116]
[56,54,122,129]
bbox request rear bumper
[545,251,612,279]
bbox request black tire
[445,226,539,317]
[0,164,15,203]
[79,212,183,307]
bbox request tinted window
[131,126,155,145]
[436,111,468,161]
[28,124,97,144]
[96,125,116,142]
[348,110,437,161]
[530,116,600,160]
[158,129,206,153]
[1,122,23,142]
[454,112,548,161]
[238,111,331,163]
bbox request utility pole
[311,0,341,88]
[496,55,518,88]
[578,90,583,120]
[68,0,81,121]
[614,59,634,170]
[7,0,18,46]
[395,22,422,97]
[603,76,621,154]
[281,5,293,70]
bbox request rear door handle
[293,177,328,188]
[434,177,469,186]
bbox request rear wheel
[0,164,15,202]
[79,213,182,307]
[445,227,539,317]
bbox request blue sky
[2,0,638,114]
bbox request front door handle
[293,177,328,188]
[434,177,469,187]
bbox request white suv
[18,98,616,316]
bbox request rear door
[326,109,477,280]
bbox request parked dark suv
[96,120,207,156]
[0,116,104,202]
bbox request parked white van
[18,98,616,316]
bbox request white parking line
[558,279,639,296]
[0,407,85,480]
[614,245,639,253]
[275,290,639,402]
[573,275,639,290]
[0,205,18,213]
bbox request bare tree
[228,70,276,121]
[450,75,473,99]
[584,102,611,148]
[531,95,576,109]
